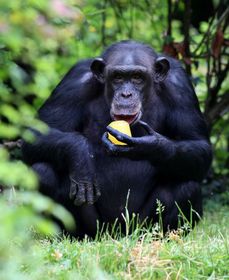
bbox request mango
[108,120,132,145]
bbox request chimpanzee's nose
[121,92,132,98]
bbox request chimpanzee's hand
[102,120,172,160]
[68,151,101,206]
[69,176,101,206]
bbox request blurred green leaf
[0,1,228,277]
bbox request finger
[115,146,134,155]
[69,186,77,200]
[94,185,101,199]
[102,132,117,154]
[69,177,77,200]
[138,120,154,135]
[74,183,86,206]
[102,132,133,156]
[86,183,94,205]
[102,132,111,146]
[94,178,101,199]
[107,141,132,156]
[106,126,136,145]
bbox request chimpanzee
[22,40,212,238]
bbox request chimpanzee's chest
[82,99,158,220]
[94,154,156,221]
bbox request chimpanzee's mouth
[113,112,141,124]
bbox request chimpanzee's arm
[104,122,211,182]
[103,65,212,182]
[23,59,96,165]
[143,111,212,182]
[22,59,102,205]
[152,65,212,181]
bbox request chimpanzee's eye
[132,74,143,84]
[113,74,123,83]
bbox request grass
[2,200,229,280]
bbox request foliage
[162,0,229,178]
[0,0,175,238]
[0,0,228,277]
[0,201,229,279]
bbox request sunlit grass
[10,201,227,280]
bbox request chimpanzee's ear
[154,57,170,83]
[91,58,106,83]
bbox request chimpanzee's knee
[32,163,59,196]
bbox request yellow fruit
[108,120,132,145]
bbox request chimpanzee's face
[91,49,170,124]
[106,64,150,124]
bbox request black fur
[22,41,212,238]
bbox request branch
[192,16,215,56]
[215,7,229,29]
[183,0,191,75]
[205,61,229,114]
[209,62,229,100]
[0,140,22,150]
[206,91,229,125]
[192,5,228,57]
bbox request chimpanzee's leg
[32,163,89,238]
[32,163,60,199]
[139,181,202,232]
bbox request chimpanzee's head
[91,41,170,124]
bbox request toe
[74,183,86,206]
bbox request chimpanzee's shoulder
[61,58,94,80]
[159,55,183,69]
